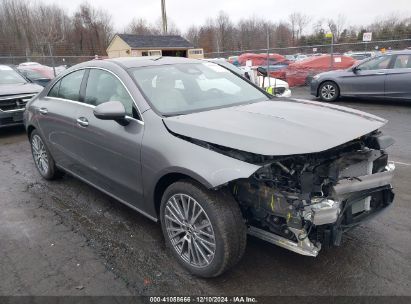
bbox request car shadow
[0,125,26,138]
[334,96,411,107]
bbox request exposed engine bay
[227,131,395,256]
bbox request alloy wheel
[321,84,336,100]
[164,193,216,268]
[31,134,49,175]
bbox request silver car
[311,50,411,102]
[25,57,395,277]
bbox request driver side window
[84,69,135,117]
[358,55,392,71]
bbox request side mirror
[244,72,251,80]
[257,66,268,77]
[93,101,129,126]
[352,66,360,73]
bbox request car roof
[384,50,411,55]
[106,56,202,69]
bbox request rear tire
[160,180,246,278]
[30,130,62,180]
[319,81,340,102]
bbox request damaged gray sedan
[24,57,395,278]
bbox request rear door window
[48,81,61,97]
[56,70,85,101]
[393,55,411,69]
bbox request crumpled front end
[230,131,395,256]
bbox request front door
[70,68,145,207]
[340,55,393,97]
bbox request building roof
[117,34,194,49]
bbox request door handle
[39,108,48,115]
[375,72,386,75]
[76,117,89,127]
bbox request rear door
[384,54,411,99]
[340,55,392,97]
[36,69,85,170]
[70,68,145,207]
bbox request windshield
[0,66,27,85]
[130,62,268,115]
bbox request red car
[238,53,288,67]
[285,55,357,87]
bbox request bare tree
[215,11,235,52]
[153,18,181,35]
[126,18,154,35]
[70,2,113,55]
[185,25,200,47]
[288,12,309,44]
[296,13,310,40]
[327,14,346,42]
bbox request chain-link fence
[0,41,103,75]
[204,38,411,58]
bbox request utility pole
[161,0,168,34]
[266,26,271,88]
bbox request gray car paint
[163,99,386,156]
[25,57,389,221]
[311,51,411,99]
[384,66,411,98]
[0,83,43,96]
[70,102,145,209]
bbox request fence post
[330,35,334,70]
[48,42,56,77]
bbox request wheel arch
[27,125,36,139]
[152,171,214,217]
[317,79,341,98]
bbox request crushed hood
[163,99,387,156]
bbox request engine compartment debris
[228,131,395,256]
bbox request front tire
[30,130,61,180]
[160,180,246,278]
[319,81,340,102]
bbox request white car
[240,66,291,98]
[295,54,309,61]
[205,59,291,98]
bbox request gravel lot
[1,86,410,296]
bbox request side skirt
[55,164,158,222]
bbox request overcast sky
[44,0,411,33]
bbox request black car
[311,51,411,102]
[0,65,43,128]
